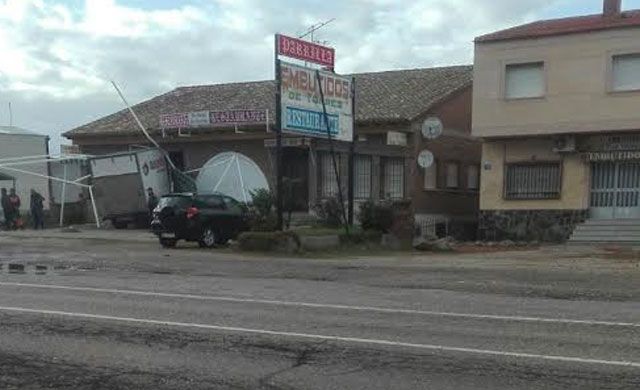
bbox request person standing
[1,188,10,229]
[8,188,21,230]
[30,189,45,230]
[147,187,159,215]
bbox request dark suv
[150,193,249,248]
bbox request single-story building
[0,126,51,213]
[64,65,480,238]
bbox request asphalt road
[0,236,638,389]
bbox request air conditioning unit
[552,135,576,153]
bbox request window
[612,53,640,92]
[320,152,341,198]
[424,161,438,190]
[354,155,372,199]
[202,196,226,209]
[446,163,459,189]
[505,62,545,99]
[505,163,561,200]
[383,158,404,199]
[467,165,479,190]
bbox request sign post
[275,37,284,230]
[275,33,353,231]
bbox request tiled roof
[476,10,640,43]
[64,65,472,138]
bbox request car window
[157,196,191,209]
[223,197,240,210]
[202,196,226,209]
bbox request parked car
[150,193,249,248]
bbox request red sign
[277,34,335,68]
[210,109,268,126]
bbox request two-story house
[473,0,640,242]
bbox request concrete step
[583,219,640,226]
[569,218,640,244]
[573,226,640,234]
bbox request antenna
[299,18,335,43]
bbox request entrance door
[282,149,309,211]
[590,161,640,219]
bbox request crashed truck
[88,148,194,229]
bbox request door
[590,161,640,219]
[282,149,309,211]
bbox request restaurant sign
[280,61,353,142]
[276,34,335,68]
[583,151,640,161]
[160,109,268,129]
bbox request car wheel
[199,227,217,248]
[159,238,177,248]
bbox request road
[0,234,638,389]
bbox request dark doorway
[282,148,309,211]
[168,151,185,171]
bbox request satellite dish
[421,117,443,140]
[417,150,434,169]
[196,152,269,203]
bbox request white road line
[0,281,638,328]
[0,305,638,369]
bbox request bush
[314,197,344,227]
[359,200,393,233]
[248,189,277,232]
[237,231,301,253]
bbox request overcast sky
[2,0,640,151]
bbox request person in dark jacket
[147,188,159,215]
[1,188,10,229]
[8,188,21,230]
[30,189,45,230]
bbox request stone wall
[478,209,588,243]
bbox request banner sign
[160,109,268,129]
[277,34,335,68]
[280,61,353,142]
[210,109,268,127]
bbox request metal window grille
[505,163,561,200]
[467,165,479,190]
[446,163,459,188]
[320,152,341,198]
[424,160,438,190]
[354,155,372,199]
[383,158,404,199]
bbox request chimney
[603,0,622,17]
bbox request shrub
[248,189,277,232]
[359,200,393,233]
[314,197,344,227]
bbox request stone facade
[478,210,588,243]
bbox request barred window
[320,152,341,198]
[383,158,404,199]
[467,165,480,190]
[354,155,372,199]
[505,163,561,200]
[424,160,437,190]
[446,162,459,188]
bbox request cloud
[0,0,564,151]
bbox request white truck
[89,149,171,229]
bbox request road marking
[0,305,638,368]
[0,281,638,328]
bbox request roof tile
[476,10,640,43]
[64,66,472,138]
